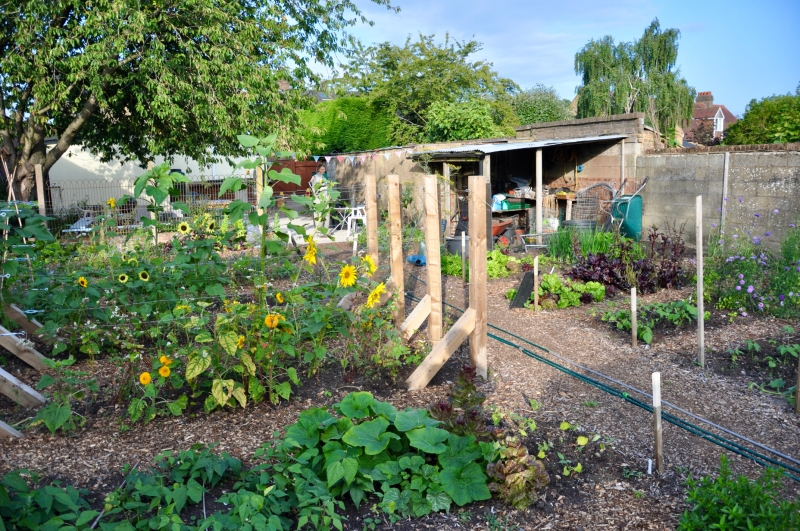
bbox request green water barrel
[612,195,643,240]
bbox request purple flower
[711,222,717,228]
[733,234,738,239]
[791,224,796,228]
[797,266,800,273]
[765,232,771,237]
[724,197,728,201]
[779,294,785,302]
[738,197,743,203]
[690,258,696,265]
[786,267,790,271]
[774,209,779,214]
[758,303,764,310]
[738,274,744,279]
[717,208,722,213]
[719,239,724,245]
[741,312,748,317]
[739,279,745,285]
[736,286,741,291]
[754,213,760,218]
[747,285,754,293]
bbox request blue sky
[334,0,800,116]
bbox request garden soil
[1,244,799,530]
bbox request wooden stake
[0,419,23,439]
[483,156,492,251]
[533,255,539,312]
[425,175,442,343]
[443,164,451,238]
[365,174,379,267]
[652,372,664,474]
[469,175,488,379]
[631,287,638,348]
[696,195,705,368]
[34,164,46,218]
[387,175,404,326]
[535,149,543,246]
[461,232,466,286]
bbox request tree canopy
[574,19,695,145]
[336,34,519,144]
[513,84,573,125]
[299,97,396,153]
[1,0,394,199]
[724,87,800,145]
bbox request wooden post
[365,174,379,267]
[565,199,572,221]
[0,366,46,407]
[34,164,46,218]
[425,175,442,343]
[483,156,493,251]
[696,195,705,368]
[631,287,638,348]
[406,309,476,390]
[469,175,488,378]
[535,149,543,246]
[147,161,157,243]
[652,372,664,474]
[443,164,451,238]
[533,255,539,312]
[0,324,47,370]
[387,175,404,326]
[619,140,625,191]
[720,152,730,246]
[461,232,466,286]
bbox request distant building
[686,91,738,144]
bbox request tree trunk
[11,144,46,203]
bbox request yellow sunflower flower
[366,282,387,309]
[276,292,284,304]
[158,365,171,378]
[159,355,172,365]
[139,271,150,282]
[264,314,283,329]
[303,236,317,266]
[128,258,138,267]
[339,264,357,287]
[139,372,152,385]
[237,335,245,349]
[178,222,191,235]
[207,219,216,231]
[107,197,116,209]
[118,273,129,284]
[77,276,88,288]
[361,254,377,276]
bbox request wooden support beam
[387,175,404,326]
[442,164,451,237]
[365,174,379,267]
[482,156,492,251]
[0,419,23,439]
[424,175,442,342]
[399,294,431,340]
[0,324,47,370]
[0,366,45,407]
[535,149,543,246]
[469,175,488,379]
[4,304,44,336]
[406,309,476,391]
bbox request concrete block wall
[515,113,645,142]
[636,147,800,249]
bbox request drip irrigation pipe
[403,289,800,482]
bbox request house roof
[410,135,627,160]
[692,103,738,126]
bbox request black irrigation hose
[402,289,800,483]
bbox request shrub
[678,455,800,530]
[602,299,708,344]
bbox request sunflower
[264,314,283,329]
[178,222,191,235]
[139,372,152,385]
[159,355,172,365]
[77,276,88,288]
[139,271,150,282]
[276,292,284,304]
[303,237,317,265]
[237,335,245,349]
[121,253,128,262]
[339,264,357,287]
[158,365,171,378]
[361,254,377,276]
[107,197,116,209]
[366,283,386,309]
[118,273,129,284]
[128,258,139,267]
[206,219,216,231]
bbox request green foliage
[300,97,396,153]
[429,366,491,439]
[336,34,519,144]
[442,252,467,279]
[0,201,53,300]
[0,470,98,530]
[602,299,708,344]
[547,229,615,263]
[574,19,695,144]
[30,356,98,434]
[532,274,605,310]
[486,437,549,510]
[724,88,800,145]
[678,455,800,530]
[513,84,573,125]
[486,250,517,279]
[2,0,393,198]
[423,100,501,142]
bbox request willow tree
[0,0,395,200]
[574,19,695,145]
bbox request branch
[35,81,80,116]
[43,92,98,172]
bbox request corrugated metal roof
[411,135,627,159]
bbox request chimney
[696,91,714,107]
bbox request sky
[329,0,800,117]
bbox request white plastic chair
[346,204,366,236]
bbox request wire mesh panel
[574,183,615,226]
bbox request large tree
[1,0,394,200]
[299,96,396,153]
[724,86,800,145]
[513,84,573,125]
[336,33,519,144]
[574,19,695,145]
